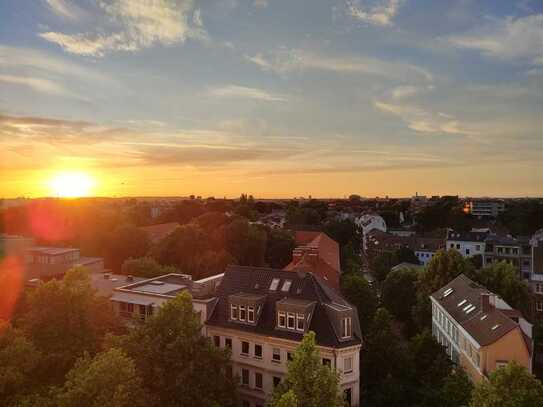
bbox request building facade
[206,266,362,407]
[446,230,488,258]
[483,235,532,277]
[430,274,533,383]
[464,200,505,218]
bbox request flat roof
[29,246,79,255]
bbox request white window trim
[296,313,305,332]
[230,304,238,320]
[239,305,246,321]
[248,306,255,323]
[278,311,286,328]
[287,312,295,329]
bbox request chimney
[481,293,492,313]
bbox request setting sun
[49,172,95,198]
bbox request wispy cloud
[448,14,543,65]
[44,0,81,20]
[375,100,478,136]
[208,85,287,102]
[347,0,404,26]
[0,75,75,97]
[40,0,205,57]
[246,48,433,82]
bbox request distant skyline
[1,0,543,198]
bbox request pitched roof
[283,232,341,290]
[138,222,180,243]
[446,230,488,243]
[206,265,362,348]
[431,274,528,349]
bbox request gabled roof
[138,222,180,243]
[283,231,341,290]
[446,230,488,243]
[430,274,528,349]
[206,265,362,348]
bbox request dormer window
[270,278,280,291]
[239,305,246,321]
[296,314,305,331]
[278,311,286,328]
[248,306,255,323]
[281,280,292,292]
[230,304,238,320]
[341,317,352,338]
[287,313,295,329]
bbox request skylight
[458,299,467,307]
[462,303,472,311]
[281,279,292,292]
[466,305,476,314]
[480,314,488,321]
[491,324,500,331]
[269,278,280,291]
[443,288,454,297]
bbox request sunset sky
[1,0,542,198]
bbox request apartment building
[430,274,533,383]
[109,273,223,325]
[464,200,505,218]
[206,265,362,407]
[446,230,488,258]
[483,235,532,276]
[529,230,543,315]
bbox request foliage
[381,267,419,334]
[361,308,409,407]
[440,368,474,407]
[370,251,399,282]
[122,292,237,407]
[224,218,267,266]
[419,249,475,296]
[20,267,119,385]
[274,390,299,407]
[340,273,377,336]
[269,331,343,407]
[56,348,149,407]
[106,224,151,272]
[473,262,532,318]
[470,362,543,407]
[0,324,41,406]
[395,246,419,265]
[498,200,543,236]
[415,196,474,233]
[265,229,295,269]
[121,257,176,278]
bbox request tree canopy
[340,273,377,336]
[269,331,344,407]
[121,256,176,278]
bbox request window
[138,305,146,320]
[344,388,352,406]
[270,278,280,291]
[296,314,305,331]
[213,336,220,347]
[496,361,508,369]
[476,245,481,251]
[344,356,353,373]
[254,344,262,359]
[456,244,460,249]
[465,248,470,256]
[272,348,281,362]
[281,279,292,292]
[225,338,232,349]
[241,341,249,355]
[537,302,543,312]
[536,284,543,294]
[230,304,238,320]
[248,306,255,323]
[341,317,352,338]
[273,376,281,387]
[241,369,249,386]
[239,305,246,321]
[255,372,263,389]
[278,311,286,328]
[323,358,331,367]
[287,313,295,329]
[450,243,454,249]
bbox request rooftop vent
[269,278,280,291]
[466,305,476,314]
[462,303,472,311]
[443,288,454,297]
[458,299,467,307]
[480,314,488,321]
[491,324,500,331]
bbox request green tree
[224,218,267,266]
[265,229,295,269]
[440,368,473,407]
[121,257,176,278]
[370,251,399,282]
[340,273,377,336]
[106,224,150,272]
[474,262,532,317]
[0,323,41,406]
[407,330,453,406]
[470,362,543,407]
[57,348,149,407]
[395,246,419,265]
[20,268,118,385]
[269,331,343,407]
[361,308,409,407]
[419,249,474,296]
[381,267,419,334]
[123,292,237,407]
[275,390,299,407]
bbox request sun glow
[49,172,95,198]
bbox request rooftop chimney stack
[481,293,492,313]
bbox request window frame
[278,311,286,328]
[241,341,250,356]
[247,306,255,323]
[296,313,305,332]
[272,347,281,363]
[341,317,352,338]
[230,304,238,320]
[239,305,246,321]
[287,312,295,329]
[254,344,263,359]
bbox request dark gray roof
[485,234,520,246]
[206,265,362,348]
[447,230,488,243]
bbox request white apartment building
[446,230,488,258]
